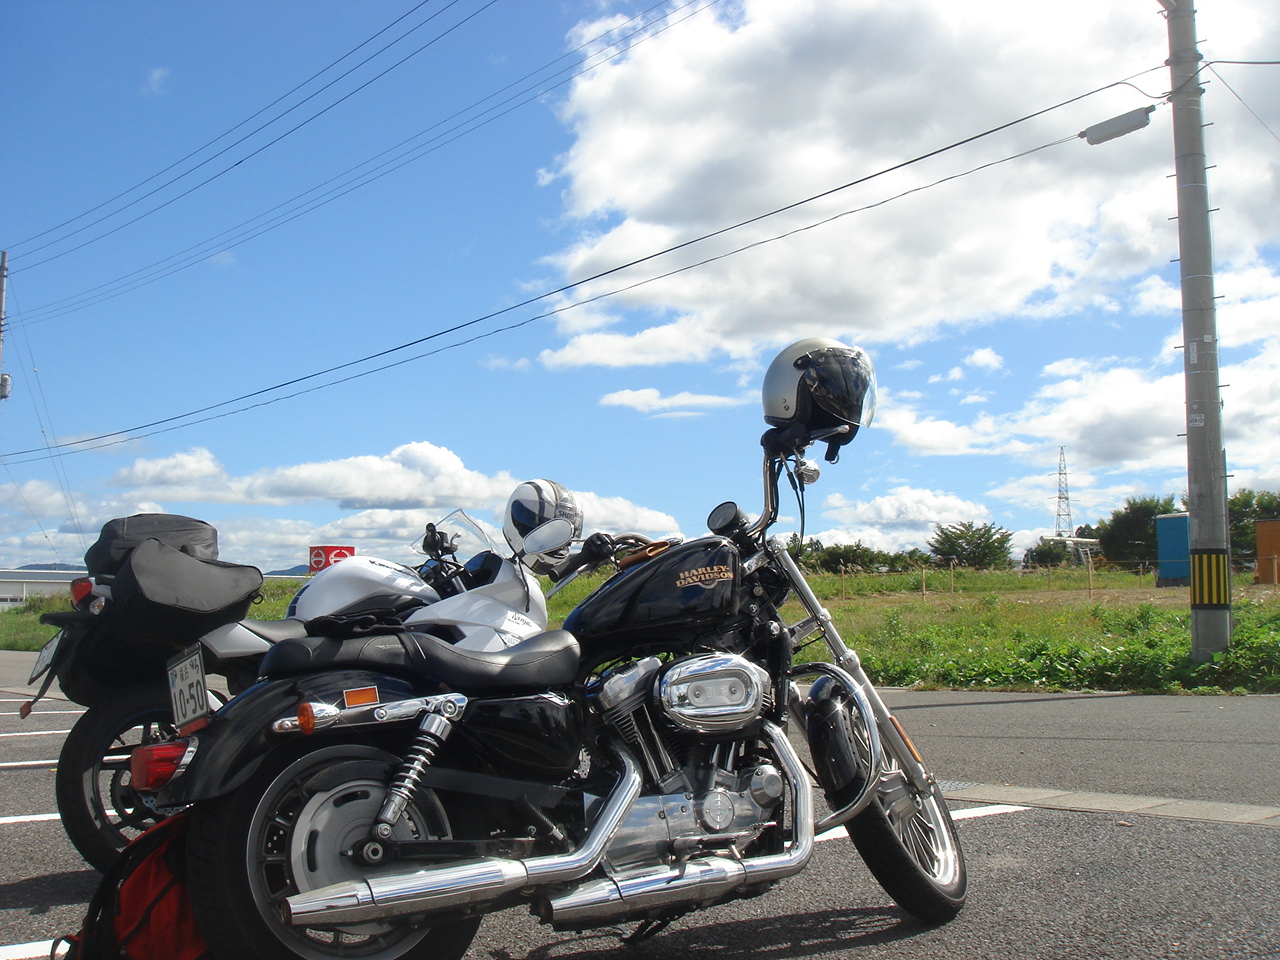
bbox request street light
[1079,105,1155,145]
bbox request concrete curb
[945,782,1280,829]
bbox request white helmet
[503,479,582,574]
[762,338,876,456]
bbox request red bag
[56,813,211,960]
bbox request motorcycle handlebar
[546,532,616,583]
[751,423,847,541]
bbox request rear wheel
[187,742,481,960]
[55,685,176,871]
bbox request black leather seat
[259,629,580,692]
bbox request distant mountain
[19,563,87,572]
[266,564,310,577]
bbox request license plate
[167,644,210,731]
[29,632,62,685]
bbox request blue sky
[2,0,1277,572]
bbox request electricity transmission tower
[1055,447,1073,538]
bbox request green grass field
[6,570,1277,693]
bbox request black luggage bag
[84,514,219,578]
[112,539,263,648]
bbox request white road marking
[815,802,1028,841]
[951,803,1031,820]
[0,941,66,960]
[0,813,61,825]
[0,729,71,738]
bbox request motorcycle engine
[589,654,783,871]
[657,653,772,734]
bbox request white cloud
[537,0,1279,389]
[111,448,227,488]
[812,486,991,552]
[882,361,1182,471]
[66,440,678,570]
[878,337,1280,510]
[572,491,680,539]
[928,367,964,384]
[965,348,1003,371]
[140,67,170,96]
[599,387,749,415]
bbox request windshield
[411,509,503,562]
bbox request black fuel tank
[563,537,741,649]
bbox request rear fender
[157,669,422,806]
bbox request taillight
[70,578,94,608]
[130,740,192,791]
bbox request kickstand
[621,919,671,944]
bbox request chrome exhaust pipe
[540,858,747,927]
[540,721,814,927]
[283,751,643,927]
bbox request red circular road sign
[309,545,354,572]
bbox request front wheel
[186,742,482,960]
[845,733,967,923]
[55,685,177,871]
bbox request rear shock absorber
[369,699,464,846]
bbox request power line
[9,0,500,272]
[0,66,1155,464]
[1205,64,1280,145]
[9,0,720,327]
[6,0,438,254]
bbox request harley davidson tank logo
[676,565,734,590]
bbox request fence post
[921,565,927,596]
[1087,556,1094,599]
[949,561,955,593]
[840,563,847,600]
[1046,565,1052,591]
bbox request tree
[1024,539,1069,567]
[927,521,1014,569]
[1093,495,1176,565]
[795,540,934,574]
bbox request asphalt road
[2,649,1278,959]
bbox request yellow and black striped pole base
[1190,548,1232,610]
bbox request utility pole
[1159,0,1231,660]
[0,251,9,401]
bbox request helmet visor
[799,346,877,431]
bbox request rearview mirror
[520,518,574,558]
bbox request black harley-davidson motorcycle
[132,339,966,960]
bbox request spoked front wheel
[845,730,967,923]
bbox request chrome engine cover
[597,762,784,874]
[657,653,771,735]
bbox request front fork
[769,538,934,803]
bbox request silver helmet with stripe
[502,479,583,574]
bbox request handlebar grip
[547,532,620,582]
[617,541,670,570]
[546,547,597,583]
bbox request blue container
[1155,512,1191,586]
